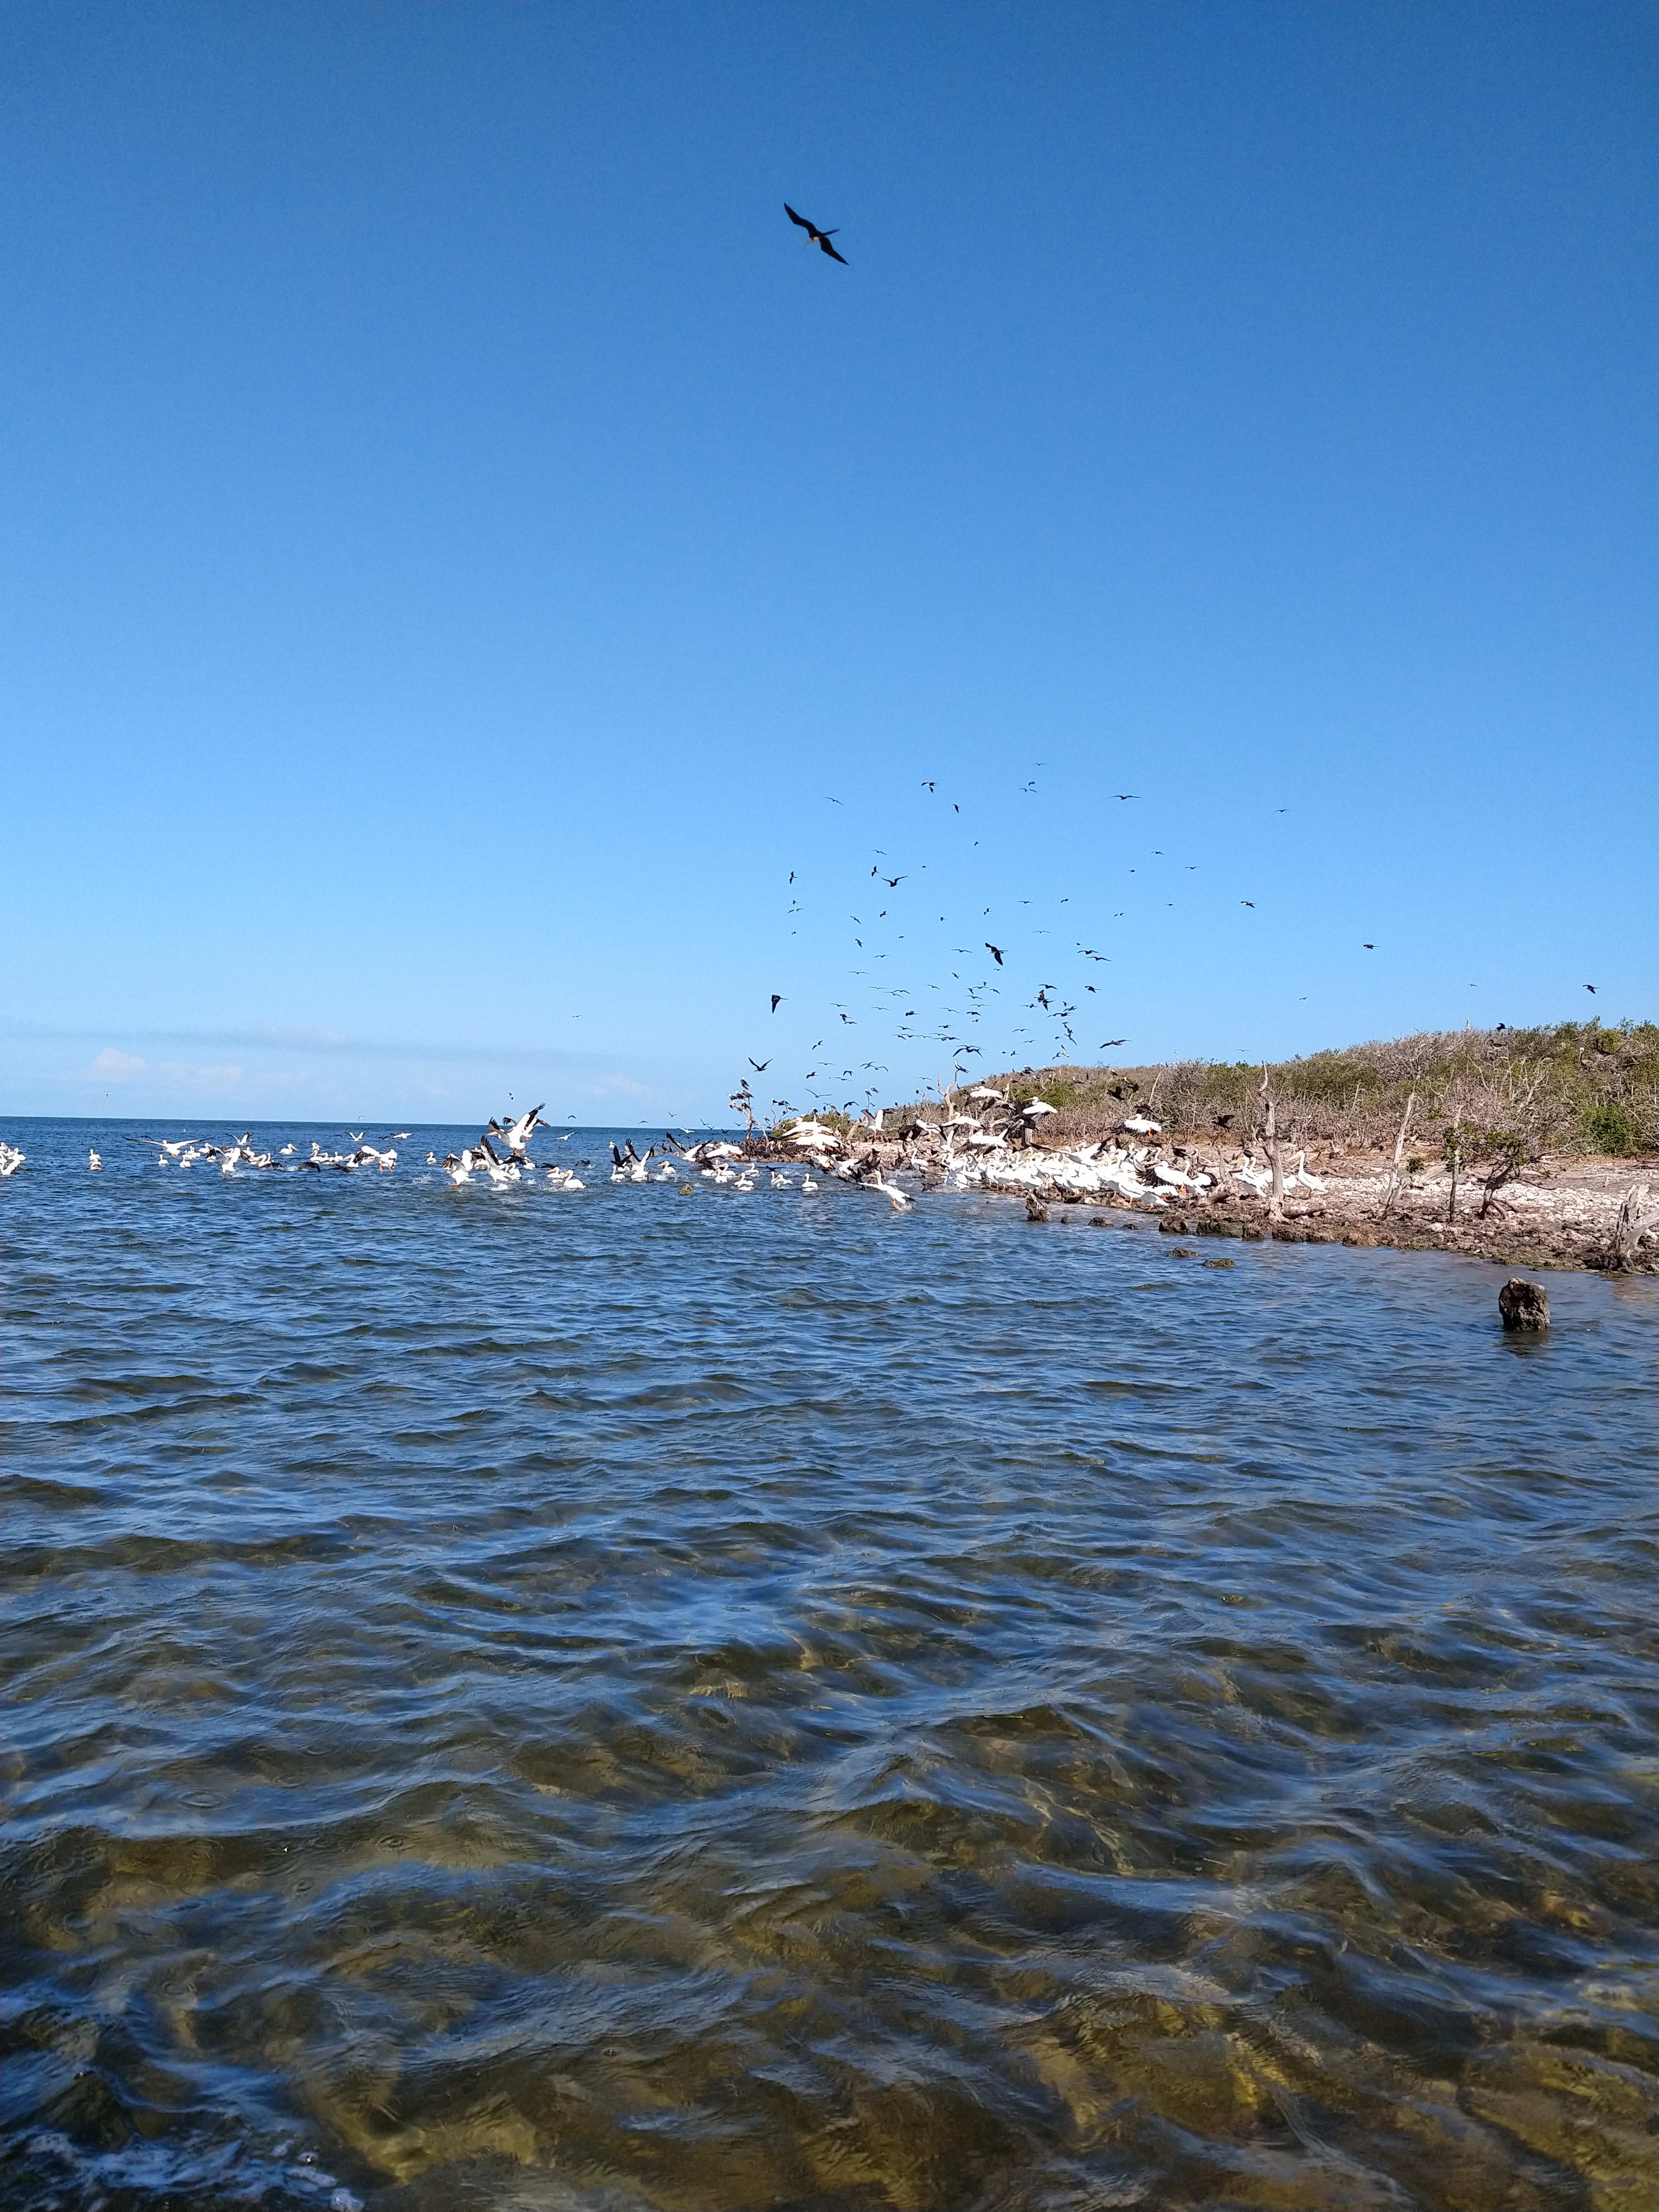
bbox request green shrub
[1581,1099,1647,1155]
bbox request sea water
[3,1117,1655,2211]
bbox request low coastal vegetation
[903,1020,1658,1160]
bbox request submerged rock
[1498,1278,1551,1331]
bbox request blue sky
[4,2,1654,1125]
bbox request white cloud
[93,1048,145,1079]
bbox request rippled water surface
[4,1117,1657,2212]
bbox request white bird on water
[866,1174,912,1210]
[0,1142,25,1178]
[88,1149,102,1170]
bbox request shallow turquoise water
[3,1118,1656,2211]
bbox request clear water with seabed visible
[3,1117,1656,2212]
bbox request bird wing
[820,238,849,264]
[784,204,814,231]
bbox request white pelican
[88,1149,102,1171]
[489,1105,545,1159]
[800,1176,819,1193]
[0,1142,24,1178]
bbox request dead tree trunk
[1610,1182,1654,1271]
[1381,1091,1417,1221]
[1261,1068,1284,1223]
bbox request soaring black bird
[986,943,1005,964]
[785,204,848,264]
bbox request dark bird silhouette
[748,1059,770,1072]
[771,995,783,1012]
[1584,983,1597,994]
[1116,793,1140,801]
[1100,1038,1127,1048]
[884,876,905,888]
[921,780,935,791]
[986,944,1005,964]
[1242,900,1255,908]
[1363,943,1374,950]
[785,204,848,264]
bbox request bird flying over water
[786,205,848,263]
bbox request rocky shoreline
[748,1113,1657,1275]
[1048,1149,1659,1275]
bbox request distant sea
[4,1116,1656,2212]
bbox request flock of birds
[1,205,1604,1197]
[764,1090,1326,1213]
[126,1133,409,1174]
[715,193,1612,1133]
[20,1087,1327,1227]
[739,755,1326,1128]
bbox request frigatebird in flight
[785,204,848,264]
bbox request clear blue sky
[4,2,1654,1125]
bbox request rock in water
[1025,1197,1049,1223]
[1498,1278,1550,1332]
